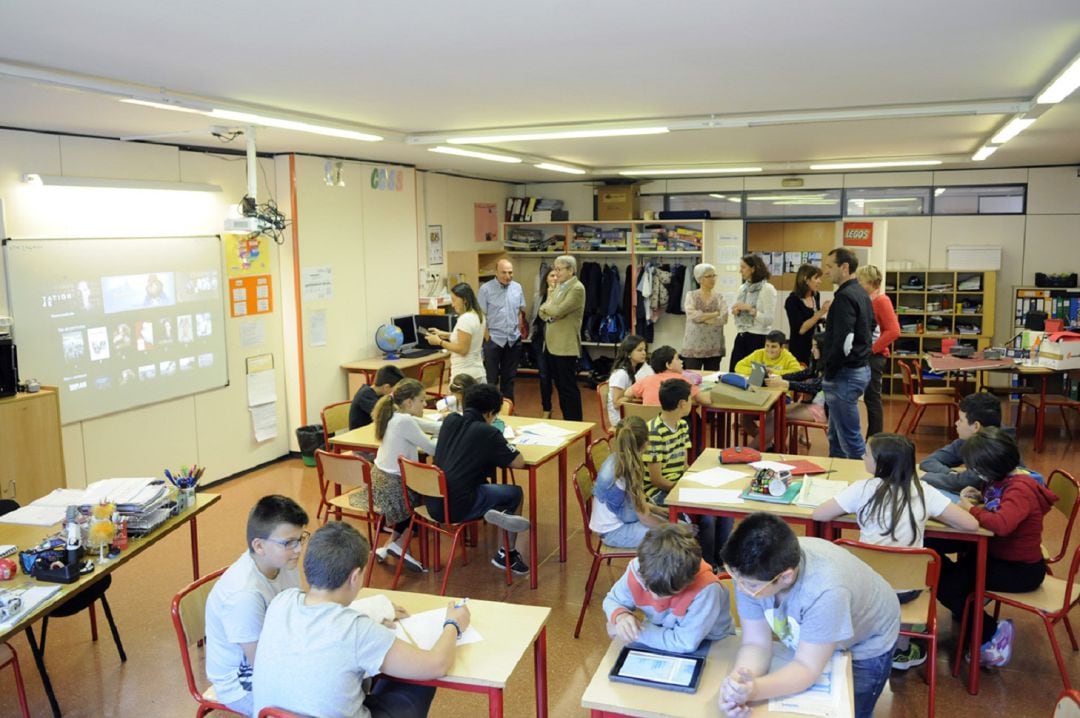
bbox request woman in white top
[605,334,647,430]
[424,282,487,382]
[728,253,777,371]
[371,379,441,573]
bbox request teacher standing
[539,255,586,421]
[425,282,487,383]
[682,263,728,371]
[784,264,831,366]
[728,254,777,372]
[856,264,900,438]
[478,259,527,403]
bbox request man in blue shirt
[477,259,527,403]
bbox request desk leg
[775,396,787,453]
[1036,374,1049,453]
[24,626,61,718]
[189,516,201,580]
[534,626,548,718]
[529,466,539,590]
[668,505,678,522]
[757,410,767,451]
[968,535,988,694]
[558,445,568,563]
[485,686,504,718]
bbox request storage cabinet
[883,269,997,395]
[1012,285,1080,332]
[0,388,67,501]
[445,249,508,291]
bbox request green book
[739,480,804,505]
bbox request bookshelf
[1012,285,1080,332]
[883,269,997,395]
[445,249,508,291]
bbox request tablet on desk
[608,645,706,694]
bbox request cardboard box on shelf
[597,185,640,221]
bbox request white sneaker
[980,619,1015,667]
[375,542,427,572]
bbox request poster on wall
[230,275,273,317]
[474,203,498,243]
[842,221,874,247]
[224,233,269,277]
[427,225,444,265]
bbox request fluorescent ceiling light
[619,167,762,176]
[990,117,1036,145]
[534,162,587,175]
[429,146,522,163]
[708,194,726,199]
[934,188,947,196]
[448,127,668,144]
[23,173,222,192]
[209,109,382,141]
[971,146,998,161]
[809,160,942,170]
[120,98,204,114]
[773,199,842,205]
[1037,54,1080,104]
[858,197,919,203]
[748,194,829,201]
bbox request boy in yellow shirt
[735,331,802,448]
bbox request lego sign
[843,222,874,247]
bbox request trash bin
[295,424,324,467]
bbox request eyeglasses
[264,530,310,551]
[701,274,717,279]
[727,567,785,598]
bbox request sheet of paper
[300,266,333,301]
[796,478,850,507]
[513,434,564,447]
[239,318,266,348]
[683,466,748,488]
[0,585,62,631]
[750,460,796,473]
[309,309,327,347]
[0,504,66,526]
[30,488,90,507]
[517,422,575,438]
[250,403,278,442]
[676,488,744,504]
[768,649,849,716]
[247,369,276,407]
[398,607,483,650]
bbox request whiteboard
[2,237,229,423]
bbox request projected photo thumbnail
[101,272,177,314]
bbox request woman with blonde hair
[856,264,900,437]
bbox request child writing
[205,495,309,716]
[253,522,470,718]
[590,416,669,548]
[603,523,734,654]
[606,334,648,430]
[371,378,440,573]
[812,432,978,669]
[937,426,1057,668]
[436,373,477,417]
[719,513,900,718]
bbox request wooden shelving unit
[883,269,997,395]
[0,388,67,500]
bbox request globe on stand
[375,324,405,360]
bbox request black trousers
[531,339,554,411]
[483,339,523,403]
[728,332,767,373]
[545,350,583,421]
[937,550,1045,643]
[863,353,886,437]
[683,356,723,372]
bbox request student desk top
[332,415,595,589]
[581,638,854,718]
[341,351,449,396]
[700,386,787,453]
[0,492,220,717]
[358,587,550,718]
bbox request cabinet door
[0,391,66,502]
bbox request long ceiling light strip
[23,173,222,192]
[808,160,942,170]
[989,116,1036,145]
[429,146,522,164]
[207,109,382,142]
[619,167,763,176]
[447,127,668,144]
[1037,53,1080,104]
[971,146,998,161]
[534,162,587,175]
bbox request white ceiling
[1,1,1078,183]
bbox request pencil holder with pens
[165,465,204,515]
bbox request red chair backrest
[171,567,228,706]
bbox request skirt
[371,464,419,527]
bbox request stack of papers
[513,422,575,447]
[0,477,167,526]
[795,477,850,508]
[676,488,744,505]
[0,585,62,631]
[397,607,484,649]
[768,648,851,716]
[682,466,748,488]
[749,460,796,473]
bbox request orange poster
[230,274,273,317]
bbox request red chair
[393,457,512,595]
[595,381,615,438]
[1016,387,1080,453]
[835,539,942,718]
[171,568,243,717]
[895,360,957,436]
[1044,469,1080,576]
[0,642,30,718]
[318,400,353,520]
[417,358,447,405]
[1055,689,1080,717]
[785,417,829,455]
[315,449,382,587]
[571,445,638,639]
[953,540,1080,691]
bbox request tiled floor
[1,384,1077,717]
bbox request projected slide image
[195,312,212,337]
[177,315,194,343]
[198,353,214,368]
[94,376,111,391]
[101,272,177,314]
[159,360,178,376]
[112,323,133,352]
[138,364,157,381]
[87,326,110,361]
[136,321,155,351]
[120,369,136,385]
[62,331,86,362]
[157,318,175,344]
[179,357,195,371]
[177,270,220,301]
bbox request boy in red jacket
[937,427,1057,667]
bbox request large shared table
[664,450,994,695]
[0,492,220,717]
[360,587,550,718]
[342,351,450,396]
[331,415,594,589]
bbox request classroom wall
[0,129,289,488]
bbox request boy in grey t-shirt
[718,513,899,718]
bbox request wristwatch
[443,619,462,637]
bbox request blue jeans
[852,649,893,718]
[366,679,436,718]
[602,521,651,548]
[824,365,870,459]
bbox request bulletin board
[746,221,837,292]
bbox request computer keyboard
[399,346,440,358]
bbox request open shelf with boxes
[1013,285,1080,332]
[883,269,997,395]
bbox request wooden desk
[703,388,787,453]
[342,351,449,396]
[358,587,550,718]
[581,639,854,718]
[332,415,595,590]
[0,492,220,717]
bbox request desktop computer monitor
[414,313,456,335]
[391,315,418,348]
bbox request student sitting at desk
[205,495,309,716]
[733,330,802,378]
[764,333,827,446]
[349,365,405,430]
[624,345,712,406]
[719,513,900,718]
[590,416,669,548]
[253,522,471,718]
[603,524,734,654]
[432,383,531,576]
[435,373,477,417]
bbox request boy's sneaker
[484,509,531,534]
[374,543,427,573]
[891,641,927,670]
[491,547,530,576]
[980,619,1015,667]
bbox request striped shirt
[642,415,691,498]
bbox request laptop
[748,362,768,387]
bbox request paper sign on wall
[224,233,269,277]
[843,222,874,247]
[230,275,273,317]
[301,266,333,301]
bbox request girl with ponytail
[589,416,669,548]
